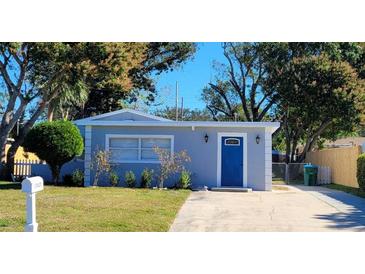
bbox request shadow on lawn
[297,185,365,231]
[0,182,21,190]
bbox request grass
[0,182,190,232]
[272,179,304,185]
[0,181,21,190]
[324,183,365,199]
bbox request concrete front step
[210,187,252,192]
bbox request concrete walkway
[169,185,365,232]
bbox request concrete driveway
[169,185,365,232]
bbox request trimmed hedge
[23,120,84,184]
[357,153,365,191]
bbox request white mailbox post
[21,176,44,232]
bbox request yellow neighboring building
[4,144,40,162]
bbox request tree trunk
[5,143,19,180]
[298,120,332,162]
[0,134,8,164]
[4,101,48,179]
[47,104,54,121]
[50,164,60,185]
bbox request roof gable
[73,109,171,123]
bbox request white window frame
[105,134,174,164]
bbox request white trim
[84,125,92,187]
[74,108,171,123]
[217,132,248,188]
[74,119,280,131]
[264,128,273,191]
[105,134,174,164]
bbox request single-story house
[74,109,280,190]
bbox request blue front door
[221,136,243,187]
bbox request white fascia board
[74,120,280,131]
[73,108,171,123]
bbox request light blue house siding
[74,109,279,191]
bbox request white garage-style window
[105,134,174,163]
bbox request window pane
[141,138,170,149]
[141,149,159,160]
[141,148,171,161]
[110,138,138,148]
[110,149,138,161]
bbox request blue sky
[152,42,226,111]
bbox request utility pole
[180,97,184,121]
[175,81,179,121]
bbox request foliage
[23,120,83,184]
[0,42,147,179]
[153,147,191,188]
[74,43,196,119]
[124,171,136,188]
[275,54,365,162]
[90,148,111,187]
[154,107,213,121]
[201,42,365,163]
[357,154,365,191]
[202,42,278,122]
[176,170,191,189]
[72,169,84,187]
[109,170,119,187]
[140,168,154,188]
[62,174,73,186]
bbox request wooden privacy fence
[14,160,44,178]
[306,146,362,188]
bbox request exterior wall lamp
[256,135,261,144]
[204,133,209,143]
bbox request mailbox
[21,176,44,232]
[22,176,44,193]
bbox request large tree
[203,42,365,162]
[0,43,146,178]
[72,42,196,119]
[266,42,365,162]
[202,42,278,121]
[274,54,365,162]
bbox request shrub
[63,174,73,186]
[176,170,191,189]
[23,120,83,185]
[109,170,119,187]
[72,169,84,187]
[125,170,136,188]
[357,154,365,191]
[62,170,84,187]
[141,168,154,188]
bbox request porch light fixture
[256,135,260,144]
[204,133,209,143]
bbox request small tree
[357,154,365,191]
[23,121,83,184]
[153,147,191,188]
[90,148,111,187]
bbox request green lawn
[324,183,365,199]
[0,182,190,232]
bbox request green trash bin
[304,164,318,186]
